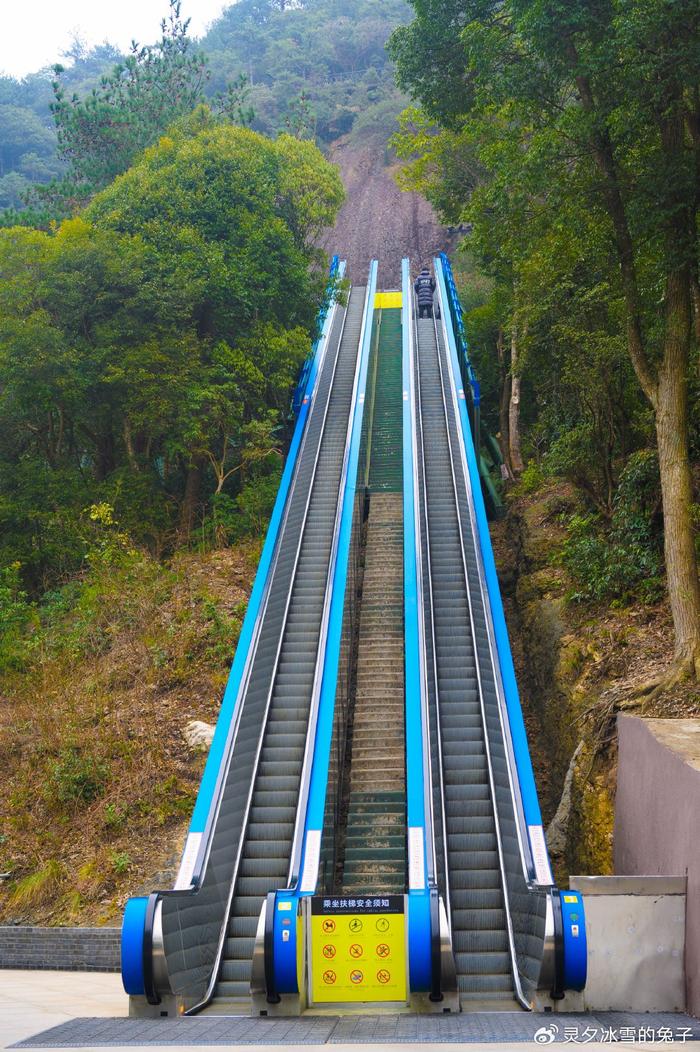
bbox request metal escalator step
[448,832,496,852]
[248,807,296,825]
[250,774,301,792]
[215,980,250,999]
[452,908,507,931]
[228,896,264,917]
[239,855,290,877]
[443,740,487,757]
[219,957,253,982]
[235,876,286,901]
[443,768,489,787]
[449,867,501,891]
[251,790,299,807]
[221,933,255,961]
[458,974,514,994]
[246,839,296,859]
[227,916,258,939]
[454,950,511,976]
[452,929,509,954]
[245,820,294,837]
[415,314,518,998]
[451,888,504,910]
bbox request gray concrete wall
[0,926,120,971]
[566,875,686,1013]
[615,716,700,1017]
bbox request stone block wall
[0,926,120,971]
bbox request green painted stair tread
[368,309,403,493]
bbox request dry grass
[0,543,258,925]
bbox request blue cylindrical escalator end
[121,896,148,995]
[560,890,587,991]
[273,891,300,995]
[407,891,432,992]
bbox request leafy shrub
[103,803,127,830]
[49,748,108,807]
[0,563,33,672]
[109,850,131,875]
[518,460,547,494]
[561,451,663,604]
[209,471,281,546]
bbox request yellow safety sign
[374,292,403,309]
[310,895,407,1003]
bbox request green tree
[0,116,344,581]
[30,1,208,217]
[0,105,55,175]
[390,0,700,685]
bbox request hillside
[0,0,412,211]
[1,0,698,935]
[0,541,257,925]
[493,480,700,882]
[3,472,696,925]
[319,138,449,285]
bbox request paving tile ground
[3,972,699,1051]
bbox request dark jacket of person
[414,270,436,305]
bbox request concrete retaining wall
[615,716,700,1017]
[0,926,120,971]
[567,875,686,1013]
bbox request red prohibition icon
[376,943,390,959]
[349,943,363,959]
[322,944,336,959]
[323,969,336,985]
[322,919,336,934]
[377,969,391,985]
[350,969,364,984]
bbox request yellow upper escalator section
[374,292,402,309]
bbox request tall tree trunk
[179,455,204,543]
[568,44,700,680]
[497,326,514,479]
[123,420,137,470]
[656,270,700,677]
[692,278,700,344]
[509,322,524,474]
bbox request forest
[0,0,409,210]
[391,0,700,686]
[0,0,698,921]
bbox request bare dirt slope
[318,139,450,288]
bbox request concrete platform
[8,1012,700,1047]
[3,971,699,1050]
[0,970,126,1049]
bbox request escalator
[413,312,513,1002]
[408,256,564,1009]
[122,274,372,1015]
[122,257,584,1016]
[212,286,367,1005]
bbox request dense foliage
[203,0,410,143]
[0,115,343,591]
[0,45,121,210]
[390,0,700,676]
[0,0,410,222]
